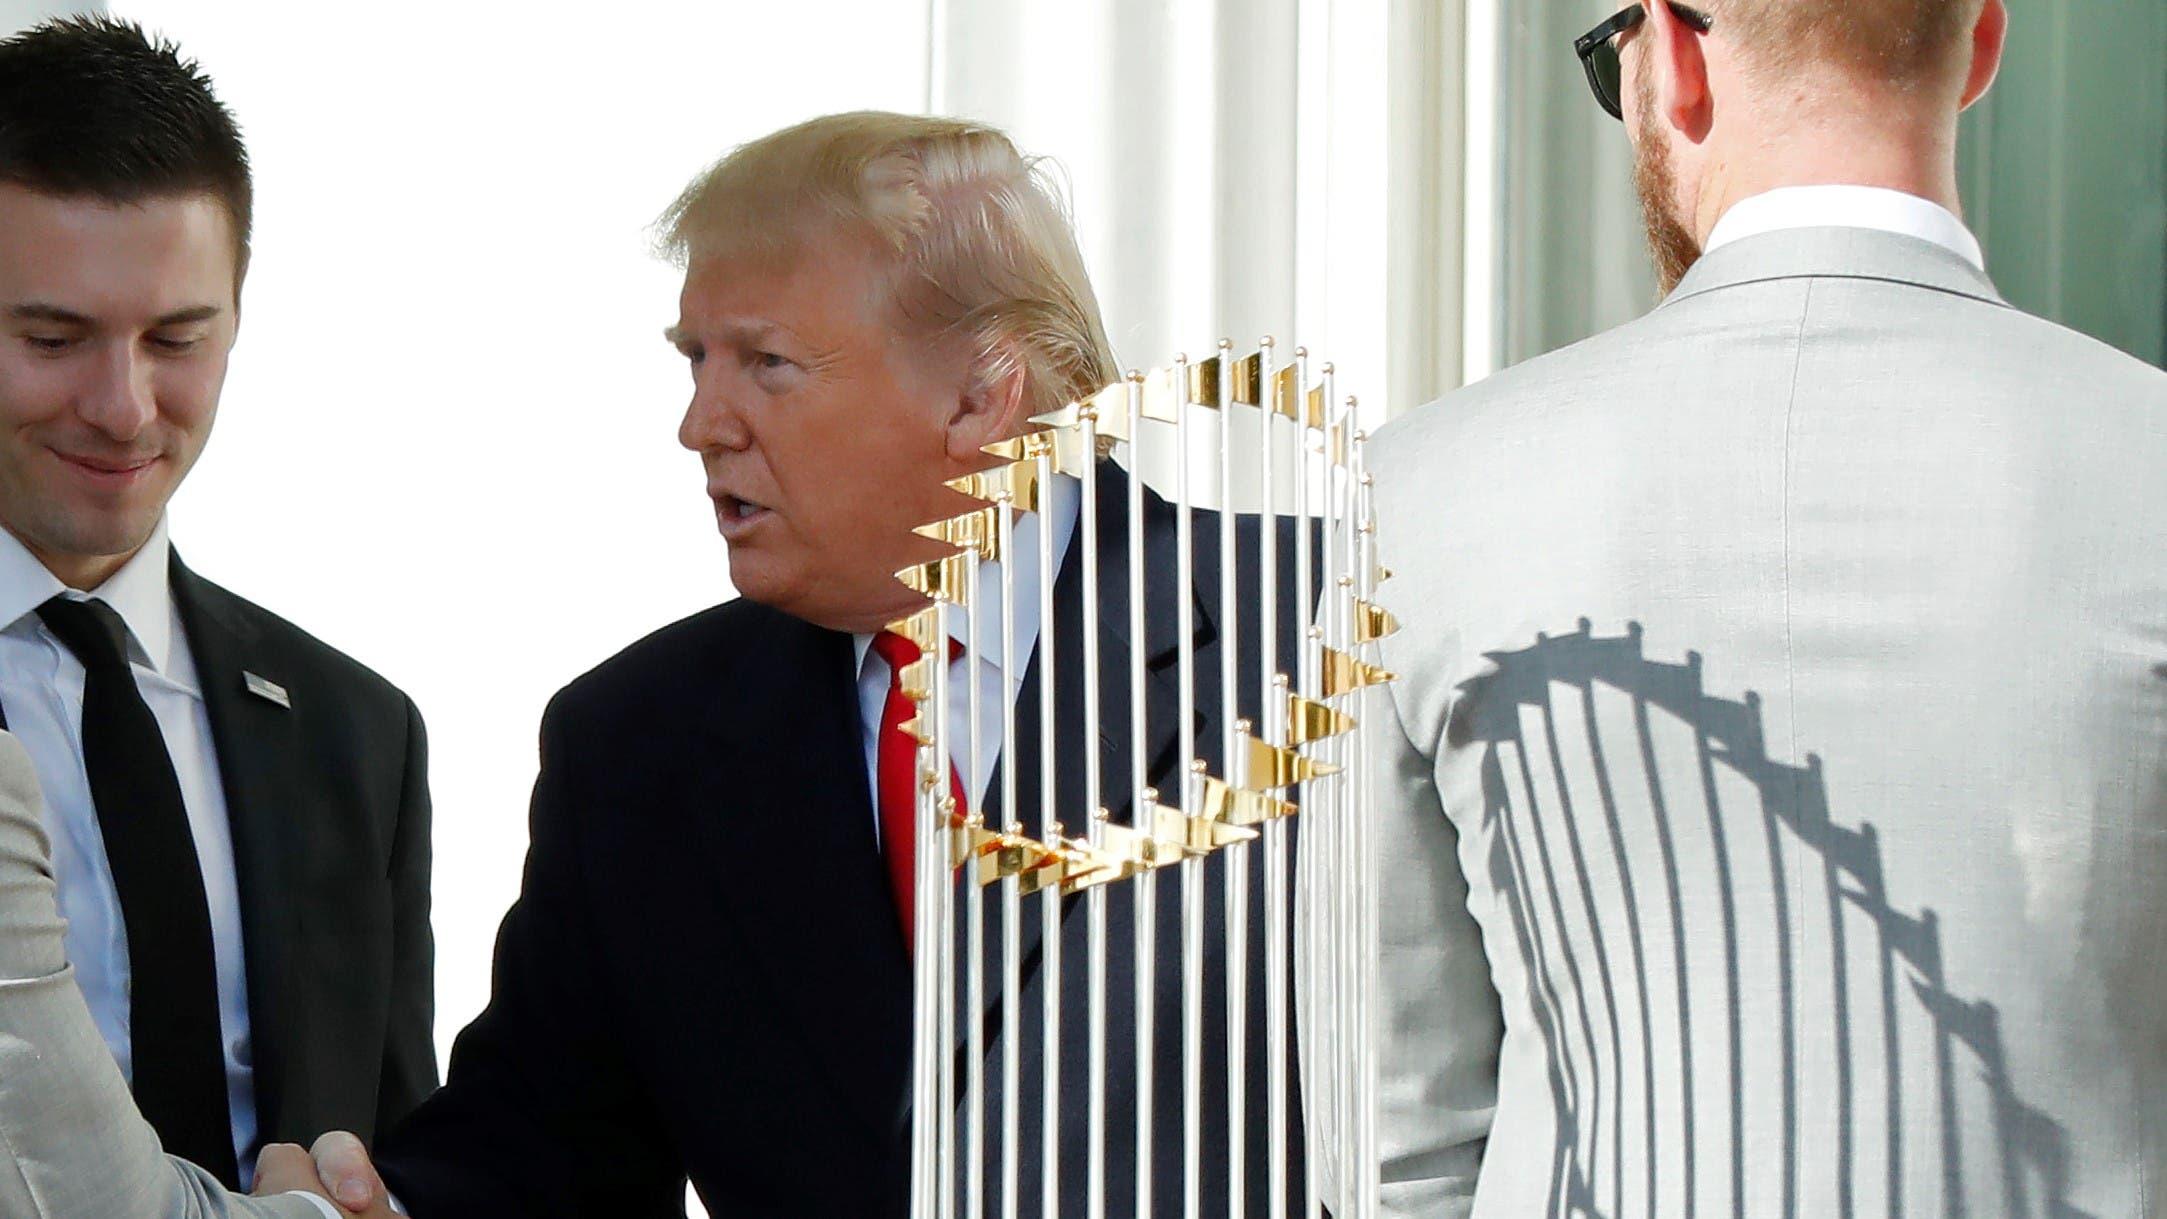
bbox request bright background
[2,0,2161,1211]
[83,2,929,1070]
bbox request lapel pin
[243,672,291,710]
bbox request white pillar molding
[1458,0,1503,387]
[1386,0,1469,411]
[928,0,1469,509]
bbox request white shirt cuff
[283,1193,345,1219]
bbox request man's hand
[252,1132,397,1217]
[252,1142,332,1202]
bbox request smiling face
[672,238,980,634]
[0,183,236,589]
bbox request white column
[931,0,1472,448]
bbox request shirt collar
[1705,185,1986,271]
[852,470,1084,680]
[0,517,176,674]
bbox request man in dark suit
[0,17,434,1192]
[309,113,1304,1217]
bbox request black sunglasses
[1574,2,1715,121]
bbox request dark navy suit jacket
[379,464,1307,1217]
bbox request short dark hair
[0,16,252,276]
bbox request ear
[1958,0,2008,112]
[1642,0,1715,143]
[943,349,1032,465]
[229,251,250,331]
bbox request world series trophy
[889,340,1396,1219]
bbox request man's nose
[76,342,158,442]
[678,374,752,453]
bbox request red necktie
[872,630,966,944]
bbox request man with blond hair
[1348,0,2167,1215]
[303,111,1305,1218]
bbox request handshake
[253,1134,397,1217]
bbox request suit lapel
[963,464,1208,1045]
[1056,461,1207,828]
[689,611,915,1138]
[168,554,308,1140]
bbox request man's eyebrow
[6,302,92,325]
[4,303,224,327]
[663,319,783,348]
[153,305,223,327]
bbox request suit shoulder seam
[1781,279,1812,766]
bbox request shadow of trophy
[1451,621,2091,1219]
[886,341,1396,1219]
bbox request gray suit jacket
[1354,228,2167,1218]
[0,731,320,1219]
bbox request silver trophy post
[893,344,1392,1219]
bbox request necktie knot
[871,629,920,672]
[36,595,134,676]
[872,629,962,678]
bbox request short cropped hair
[1715,0,1986,86]
[0,16,252,275]
[659,112,1119,420]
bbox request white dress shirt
[0,519,266,1188]
[853,472,1082,838]
[1705,184,1986,269]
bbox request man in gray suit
[1349,0,2167,1216]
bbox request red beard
[1632,68,1704,295]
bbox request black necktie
[36,595,238,1187]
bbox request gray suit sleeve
[0,732,319,1219]
[1368,672,1505,1219]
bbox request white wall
[101,1,927,1075]
[0,0,97,34]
